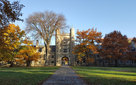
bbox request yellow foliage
[15,39,40,66]
[0,24,25,62]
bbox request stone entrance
[61,57,69,65]
[55,28,75,66]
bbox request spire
[70,27,75,37]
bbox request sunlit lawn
[0,67,59,85]
[72,66,136,85]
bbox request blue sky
[10,0,136,44]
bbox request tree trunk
[44,42,47,59]
[44,42,50,66]
[9,61,14,67]
[26,60,31,67]
[85,51,89,66]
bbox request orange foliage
[100,31,129,66]
[73,28,102,65]
[15,39,40,66]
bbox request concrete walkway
[42,66,87,85]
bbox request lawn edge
[71,66,91,85]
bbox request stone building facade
[55,28,75,66]
[31,28,75,66]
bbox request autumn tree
[0,24,25,67]
[26,11,66,65]
[0,0,24,28]
[100,31,129,66]
[73,28,102,65]
[15,39,40,67]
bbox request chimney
[36,40,39,47]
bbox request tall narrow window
[52,55,54,58]
[63,41,66,45]
[63,49,67,53]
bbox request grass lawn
[72,66,136,85]
[0,66,59,85]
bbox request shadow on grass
[0,67,58,85]
[75,66,136,72]
[81,70,136,76]
[81,75,136,85]
[73,67,136,85]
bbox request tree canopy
[0,0,24,28]
[15,38,40,67]
[100,31,129,66]
[73,28,102,65]
[26,11,66,65]
[0,24,25,66]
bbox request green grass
[72,66,136,85]
[0,67,59,85]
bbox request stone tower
[70,28,75,65]
[55,28,75,66]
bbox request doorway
[61,57,69,66]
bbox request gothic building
[30,29,136,67]
[31,28,75,66]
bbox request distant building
[95,39,136,67]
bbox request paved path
[42,66,87,85]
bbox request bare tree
[26,11,66,65]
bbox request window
[52,55,54,58]
[97,55,99,58]
[51,47,56,52]
[51,61,54,63]
[63,41,67,45]
[63,49,67,53]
